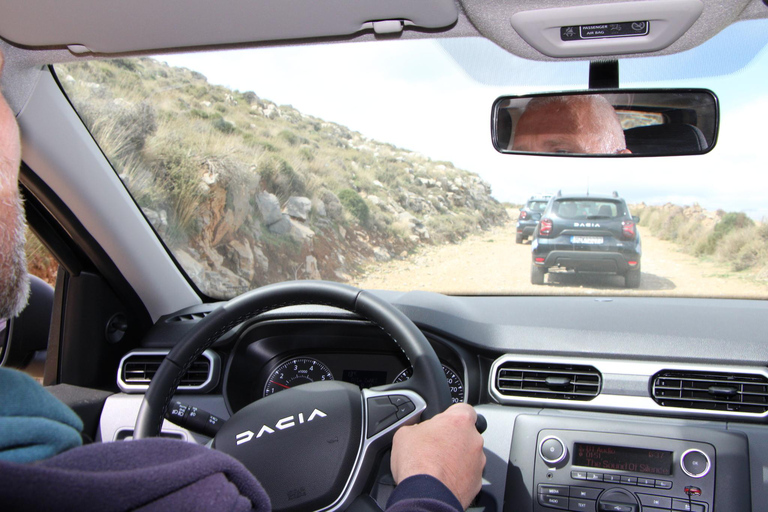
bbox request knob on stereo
[681,449,711,478]
[539,436,567,464]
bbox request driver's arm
[387,403,485,512]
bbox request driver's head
[0,49,30,318]
[512,94,630,154]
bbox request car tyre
[516,233,523,244]
[531,264,546,285]
[625,268,641,288]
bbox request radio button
[638,494,672,508]
[586,472,603,481]
[540,437,567,464]
[655,480,673,490]
[568,498,595,511]
[597,503,636,512]
[571,471,588,480]
[619,476,637,485]
[539,484,569,496]
[603,474,621,483]
[637,477,655,487]
[571,487,602,500]
[672,499,706,512]
[538,494,568,509]
[681,449,711,478]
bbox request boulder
[268,216,292,235]
[257,192,283,225]
[305,256,322,280]
[373,247,392,262]
[175,249,207,283]
[313,198,327,217]
[253,246,269,272]
[285,196,312,220]
[227,240,255,281]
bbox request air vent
[495,361,601,401]
[169,311,211,323]
[117,349,220,393]
[652,370,768,414]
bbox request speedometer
[263,357,334,397]
[393,365,465,404]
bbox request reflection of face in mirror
[512,95,632,155]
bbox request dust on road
[353,217,768,298]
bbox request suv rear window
[553,200,624,219]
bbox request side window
[0,229,58,381]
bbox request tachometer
[263,357,334,396]
[393,365,465,404]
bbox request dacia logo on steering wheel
[236,409,328,445]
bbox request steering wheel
[134,281,452,512]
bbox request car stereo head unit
[533,429,714,511]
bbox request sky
[162,19,768,220]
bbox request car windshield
[54,20,768,300]
[528,201,548,212]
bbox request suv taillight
[622,220,636,240]
[539,218,553,237]
[520,211,529,220]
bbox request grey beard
[0,193,30,318]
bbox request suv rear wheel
[516,233,523,244]
[531,263,546,285]
[625,268,641,288]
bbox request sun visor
[0,0,458,54]
[509,0,704,58]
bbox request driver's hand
[391,403,485,510]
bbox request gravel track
[353,216,768,298]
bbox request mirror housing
[492,89,718,157]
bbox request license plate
[571,236,603,244]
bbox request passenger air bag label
[561,21,649,41]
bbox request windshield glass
[55,20,768,299]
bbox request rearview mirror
[492,89,718,156]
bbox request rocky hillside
[56,58,507,298]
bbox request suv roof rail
[612,190,619,198]
[556,190,562,197]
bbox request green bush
[701,212,754,255]
[338,189,370,225]
[212,117,237,134]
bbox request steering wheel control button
[165,401,223,437]
[672,499,706,512]
[571,471,587,480]
[681,449,711,478]
[538,484,569,496]
[571,487,601,500]
[366,396,398,437]
[638,494,672,509]
[539,436,567,464]
[389,395,410,407]
[537,494,568,509]
[395,401,416,419]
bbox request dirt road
[353,217,768,298]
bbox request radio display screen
[573,443,673,475]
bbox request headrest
[624,123,708,155]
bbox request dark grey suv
[515,195,551,244]
[531,192,642,288]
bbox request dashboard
[104,293,768,512]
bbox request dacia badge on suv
[531,192,642,288]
